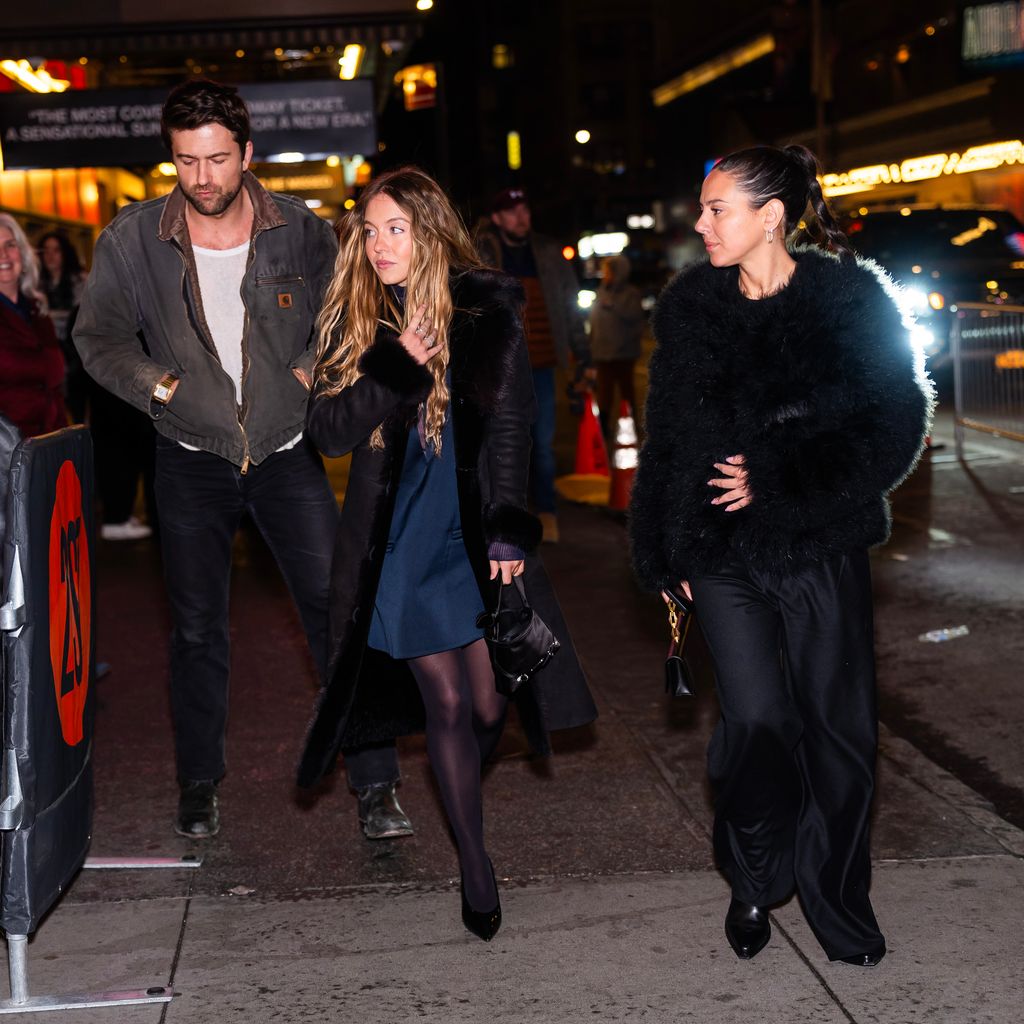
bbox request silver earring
[766,228,775,243]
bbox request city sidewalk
[3,423,1022,1023]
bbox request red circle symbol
[48,460,91,747]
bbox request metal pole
[952,313,965,461]
[7,935,29,1006]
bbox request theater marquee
[0,80,375,170]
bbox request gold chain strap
[668,604,680,644]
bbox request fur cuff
[358,333,433,400]
[484,503,542,554]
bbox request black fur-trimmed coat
[297,269,595,788]
[630,247,934,589]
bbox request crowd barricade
[951,303,1024,459]
[0,422,177,1014]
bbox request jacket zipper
[237,234,260,475]
[255,273,305,286]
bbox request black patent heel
[461,860,502,942]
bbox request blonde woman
[297,167,594,941]
[0,213,66,437]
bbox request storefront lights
[577,233,629,259]
[821,140,1024,198]
[0,59,70,93]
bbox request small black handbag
[664,589,696,697]
[477,576,561,697]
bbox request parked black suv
[843,205,1024,371]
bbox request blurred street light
[338,44,364,80]
[575,129,591,144]
[506,131,522,170]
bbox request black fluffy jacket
[630,247,934,588]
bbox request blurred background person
[0,213,66,439]
[38,230,89,423]
[38,229,155,541]
[88,370,156,541]
[475,189,591,543]
[589,254,643,438]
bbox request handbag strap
[494,575,529,615]
[667,603,692,646]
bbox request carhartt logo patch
[278,293,293,308]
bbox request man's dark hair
[160,79,251,152]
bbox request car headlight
[577,289,596,310]
[910,323,939,357]
[904,286,930,312]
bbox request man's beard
[182,178,243,217]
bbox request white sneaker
[100,516,153,541]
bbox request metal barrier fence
[950,302,1024,460]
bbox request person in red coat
[0,213,66,438]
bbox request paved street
[3,410,1022,1023]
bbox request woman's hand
[709,454,752,512]
[489,559,525,585]
[398,303,440,365]
[661,580,692,604]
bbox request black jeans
[154,436,398,789]
[691,550,885,960]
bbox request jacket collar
[157,170,286,243]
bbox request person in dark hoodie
[630,145,933,968]
[299,166,594,943]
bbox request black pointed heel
[461,861,502,942]
[724,898,771,960]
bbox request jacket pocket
[255,274,305,287]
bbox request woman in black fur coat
[630,146,933,967]
[298,167,594,942]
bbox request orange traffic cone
[574,395,610,477]
[608,400,638,511]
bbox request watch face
[154,384,170,402]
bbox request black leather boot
[357,783,414,840]
[725,898,771,960]
[176,780,219,838]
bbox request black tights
[408,638,506,910]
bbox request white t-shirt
[178,242,303,455]
[193,241,248,404]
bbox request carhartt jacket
[73,172,337,468]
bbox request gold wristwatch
[152,373,178,405]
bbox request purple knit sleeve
[487,540,525,561]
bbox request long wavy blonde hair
[315,166,484,451]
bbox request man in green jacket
[75,80,411,841]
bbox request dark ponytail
[782,145,854,258]
[715,144,854,258]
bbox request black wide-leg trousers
[690,549,885,960]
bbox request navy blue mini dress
[367,409,485,659]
